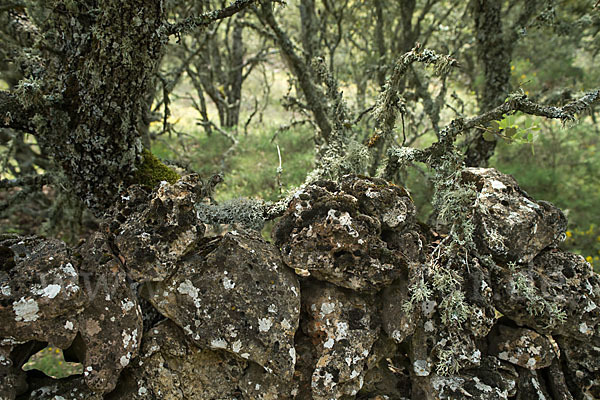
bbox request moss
[132,149,180,188]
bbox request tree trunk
[28,1,165,212]
[373,0,387,88]
[464,0,511,167]
[226,15,245,128]
[299,0,319,64]
[258,1,333,141]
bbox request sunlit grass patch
[22,346,83,379]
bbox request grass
[22,346,83,379]
[152,124,315,203]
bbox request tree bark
[373,0,387,88]
[226,15,245,128]
[464,0,510,167]
[299,0,319,63]
[258,1,333,141]
[21,1,166,212]
[464,0,538,167]
[0,90,35,133]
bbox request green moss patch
[132,149,180,188]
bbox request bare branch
[353,105,375,125]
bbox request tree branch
[0,173,50,190]
[462,89,600,130]
[0,90,36,133]
[256,0,333,141]
[384,89,600,179]
[372,44,457,137]
[165,0,258,36]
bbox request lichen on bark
[20,1,167,213]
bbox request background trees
[1,0,599,263]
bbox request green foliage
[483,111,540,151]
[132,148,181,188]
[152,126,315,202]
[220,129,315,202]
[22,346,82,379]
[490,120,600,269]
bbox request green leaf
[489,121,500,131]
[505,127,517,137]
[527,132,534,142]
[483,131,496,142]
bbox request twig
[244,97,259,136]
[271,119,314,143]
[276,144,283,192]
[0,173,51,190]
[156,74,172,137]
[353,105,375,125]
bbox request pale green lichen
[196,197,266,231]
[396,145,488,376]
[435,343,463,376]
[307,139,371,182]
[14,77,45,108]
[402,275,433,313]
[512,271,567,328]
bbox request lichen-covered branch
[384,89,600,179]
[0,90,36,133]
[165,0,257,36]
[464,89,600,127]
[372,44,456,139]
